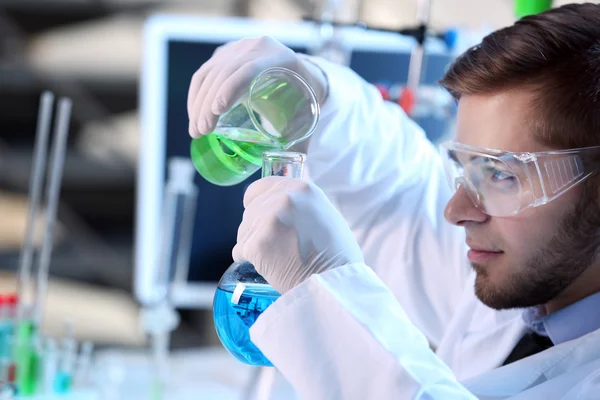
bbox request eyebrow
[447,148,512,168]
[447,151,494,165]
[448,150,459,163]
[471,156,505,166]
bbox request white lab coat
[249,57,600,399]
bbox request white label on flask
[231,283,246,305]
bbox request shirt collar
[522,291,600,345]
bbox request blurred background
[0,0,593,365]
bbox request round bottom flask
[213,151,306,366]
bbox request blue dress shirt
[523,291,600,345]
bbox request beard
[473,183,600,310]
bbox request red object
[7,363,16,383]
[374,84,390,101]
[6,294,18,306]
[399,88,416,115]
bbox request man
[188,3,600,398]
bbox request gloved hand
[232,176,364,294]
[187,36,328,138]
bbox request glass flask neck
[262,151,306,178]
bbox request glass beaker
[190,67,319,186]
[212,151,306,366]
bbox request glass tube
[261,151,306,178]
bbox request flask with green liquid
[190,67,320,186]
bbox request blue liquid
[0,322,14,358]
[213,284,280,366]
[53,371,72,394]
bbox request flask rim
[246,67,320,149]
[262,151,307,164]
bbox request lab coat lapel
[462,328,600,398]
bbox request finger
[243,177,311,208]
[243,176,290,208]
[188,40,255,136]
[197,56,249,135]
[233,208,261,262]
[187,39,240,115]
[215,38,246,56]
[213,42,232,56]
[211,60,265,115]
[236,189,282,248]
[238,178,309,246]
[188,60,215,117]
[232,243,245,262]
[188,65,217,136]
[191,66,226,134]
[188,120,198,138]
[235,219,260,260]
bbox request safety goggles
[439,141,600,217]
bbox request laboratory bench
[6,347,298,399]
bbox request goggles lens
[440,141,600,217]
[441,145,524,216]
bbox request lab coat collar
[462,327,600,397]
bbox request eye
[490,168,517,185]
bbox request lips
[466,237,501,252]
[466,239,503,263]
[467,249,503,263]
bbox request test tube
[15,95,72,397]
[17,92,54,321]
[14,92,54,396]
[0,296,6,354]
[147,157,197,400]
[73,341,94,388]
[5,335,15,385]
[33,98,73,325]
[42,338,58,395]
[0,295,17,386]
[157,157,199,300]
[54,324,77,394]
[0,297,6,386]
[6,295,17,322]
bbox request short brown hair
[439,3,600,150]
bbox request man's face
[444,90,600,310]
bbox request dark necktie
[502,332,554,366]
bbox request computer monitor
[136,14,452,308]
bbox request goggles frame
[439,141,600,216]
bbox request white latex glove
[232,176,364,294]
[187,36,328,138]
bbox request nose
[444,184,489,226]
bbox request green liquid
[15,320,39,396]
[190,128,280,186]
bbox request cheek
[494,211,557,258]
